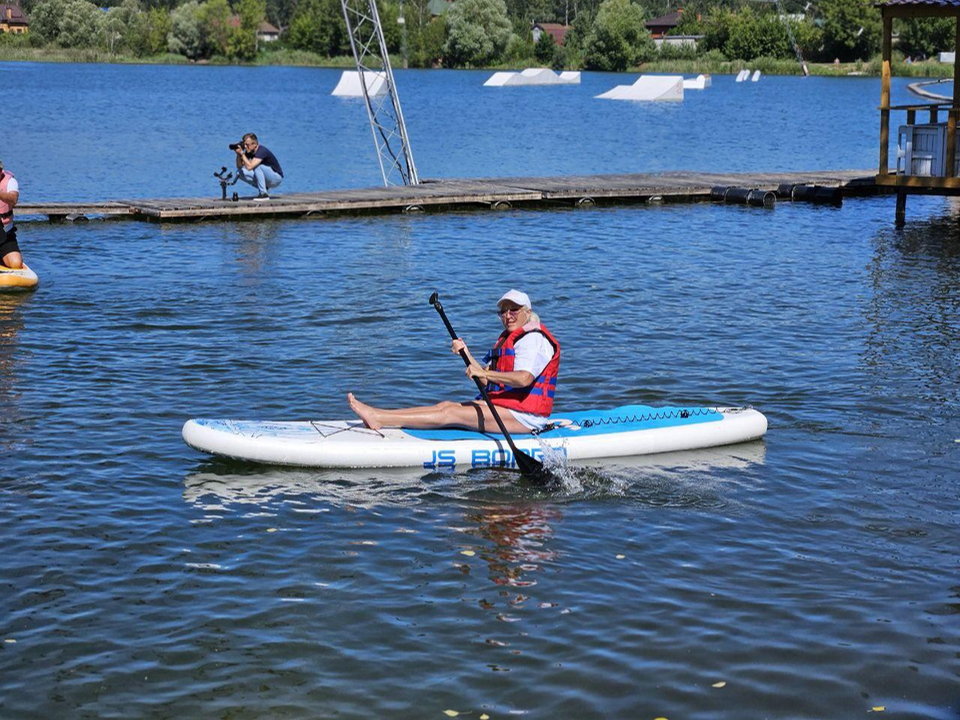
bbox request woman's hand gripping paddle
[429,292,553,485]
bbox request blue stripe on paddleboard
[404,405,723,441]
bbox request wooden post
[896,191,907,224]
[931,107,939,123]
[879,12,893,176]
[907,109,916,125]
[947,16,960,178]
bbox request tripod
[214,167,235,200]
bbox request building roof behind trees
[645,9,683,33]
[227,15,281,34]
[0,3,28,25]
[532,23,570,45]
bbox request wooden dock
[17,170,877,222]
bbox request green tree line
[3,0,951,69]
[12,0,267,60]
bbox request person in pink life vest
[348,289,561,434]
[0,159,23,269]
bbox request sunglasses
[497,306,524,316]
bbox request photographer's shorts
[0,225,19,261]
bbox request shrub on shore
[443,0,513,68]
[582,0,655,72]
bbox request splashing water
[532,436,634,497]
[531,436,578,493]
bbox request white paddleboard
[182,404,767,469]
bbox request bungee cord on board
[533,407,749,436]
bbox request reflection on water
[183,463,432,512]
[463,504,561,592]
[232,222,281,277]
[181,441,766,512]
[0,293,31,450]
[865,208,960,416]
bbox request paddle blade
[514,448,553,485]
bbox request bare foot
[347,392,382,430]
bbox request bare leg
[347,393,532,434]
[2,251,22,269]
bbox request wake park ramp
[332,71,387,97]
[484,68,581,87]
[683,74,711,90]
[735,69,762,83]
[596,75,684,102]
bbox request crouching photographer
[231,133,283,201]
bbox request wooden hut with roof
[0,3,28,34]
[877,0,960,221]
[532,23,570,46]
[645,9,683,39]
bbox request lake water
[2,64,959,719]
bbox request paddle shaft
[430,297,545,477]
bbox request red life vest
[485,323,560,416]
[0,170,15,223]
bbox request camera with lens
[228,141,244,151]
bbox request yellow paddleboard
[0,263,38,291]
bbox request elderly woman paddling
[348,290,561,434]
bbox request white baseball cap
[498,289,531,309]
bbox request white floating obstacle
[332,70,387,97]
[735,69,750,82]
[682,74,712,90]
[595,75,684,102]
[484,68,581,86]
[751,69,762,82]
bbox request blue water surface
[5,63,927,199]
[1,64,958,719]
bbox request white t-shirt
[511,332,554,378]
[502,331,556,430]
[3,176,18,229]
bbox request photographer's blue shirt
[254,146,283,177]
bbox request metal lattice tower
[749,0,810,76]
[774,0,810,76]
[340,0,420,186]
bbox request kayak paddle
[429,292,552,485]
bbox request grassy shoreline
[0,44,951,78]
[640,56,951,78]
[0,45,358,67]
